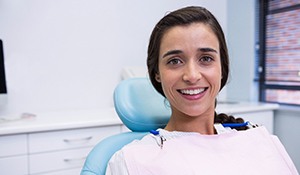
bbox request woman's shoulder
[106,133,159,174]
[125,133,158,147]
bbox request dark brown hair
[147,6,247,129]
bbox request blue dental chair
[81,78,171,175]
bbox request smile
[178,88,208,95]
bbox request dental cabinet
[0,103,278,175]
[0,109,122,175]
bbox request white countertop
[0,102,279,136]
[0,108,122,136]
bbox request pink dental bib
[122,126,298,175]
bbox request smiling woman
[154,23,222,133]
[147,8,241,134]
[105,6,298,175]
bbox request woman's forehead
[159,23,220,55]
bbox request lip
[177,87,208,100]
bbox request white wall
[0,0,228,116]
[226,0,256,102]
[274,108,300,171]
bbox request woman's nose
[182,63,201,84]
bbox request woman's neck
[164,111,215,135]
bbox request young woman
[106,6,297,175]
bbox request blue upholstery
[114,77,171,131]
[81,78,171,175]
[81,132,147,175]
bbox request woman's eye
[200,56,213,63]
[167,58,182,65]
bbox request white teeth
[180,88,205,95]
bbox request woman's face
[156,22,221,118]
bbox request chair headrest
[113,78,171,132]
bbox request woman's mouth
[178,88,208,95]
[177,87,208,100]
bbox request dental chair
[81,78,171,175]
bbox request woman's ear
[155,73,161,82]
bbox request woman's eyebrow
[162,50,183,58]
[198,47,218,53]
[162,47,218,58]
